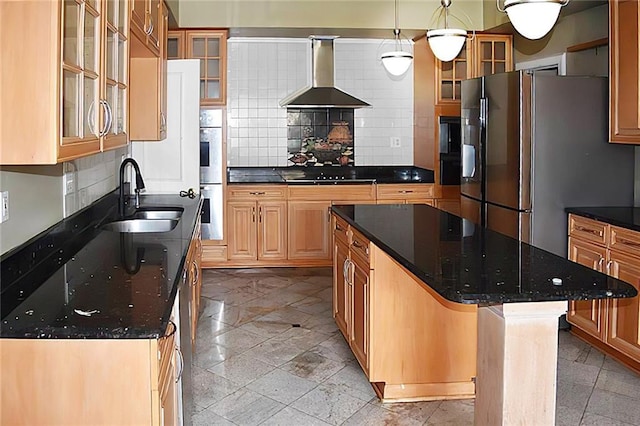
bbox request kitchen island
[0,192,202,425]
[331,204,637,425]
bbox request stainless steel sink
[101,218,179,233]
[132,209,183,220]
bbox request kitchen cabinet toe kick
[371,381,475,403]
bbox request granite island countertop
[566,206,640,232]
[228,166,435,184]
[0,192,201,339]
[332,204,637,305]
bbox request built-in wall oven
[199,108,224,241]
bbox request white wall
[226,37,414,167]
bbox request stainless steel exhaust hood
[280,37,370,109]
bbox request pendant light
[380,0,413,76]
[497,0,569,40]
[427,0,469,62]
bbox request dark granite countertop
[566,207,640,233]
[332,204,637,305]
[0,192,201,339]
[228,166,435,184]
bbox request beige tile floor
[191,268,640,426]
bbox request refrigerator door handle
[462,145,476,178]
[479,97,488,127]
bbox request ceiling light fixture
[497,0,569,40]
[380,0,413,76]
[426,0,470,62]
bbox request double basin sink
[101,206,184,233]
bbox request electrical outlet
[65,176,74,195]
[1,191,9,223]
[390,137,401,148]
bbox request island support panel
[475,301,567,426]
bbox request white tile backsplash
[63,147,128,217]
[227,38,414,167]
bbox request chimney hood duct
[280,37,370,109]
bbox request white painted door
[132,60,199,194]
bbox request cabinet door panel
[351,258,370,375]
[567,238,607,339]
[609,0,640,143]
[258,201,287,260]
[607,251,640,360]
[288,201,331,260]
[228,202,257,260]
[334,239,350,339]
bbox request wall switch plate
[390,137,401,148]
[1,191,9,223]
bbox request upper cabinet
[186,31,228,105]
[130,0,161,55]
[167,30,186,59]
[129,1,168,141]
[0,0,129,164]
[609,0,640,144]
[436,33,513,105]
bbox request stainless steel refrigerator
[199,108,224,241]
[460,70,634,257]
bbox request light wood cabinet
[436,33,513,105]
[331,212,477,402]
[129,0,168,141]
[287,184,376,263]
[188,213,203,349]
[227,186,288,261]
[0,0,129,164]
[333,215,370,374]
[130,0,161,55]
[567,237,607,339]
[168,30,186,59]
[376,184,435,205]
[1,316,181,425]
[186,30,228,105]
[567,213,640,373]
[609,0,640,143]
[288,201,332,261]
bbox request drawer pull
[400,190,414,194]
[352,240,369,255]
[249,191,266,195]
[615,237,640,248]
[336,224,345,232]
[574,225,602,236]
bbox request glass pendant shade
[381,50,413,76]
[427,29,467,62]
[504,0,563,40]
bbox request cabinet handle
[574,225,602,237]
[336,224,345,232]
[160,112,166,132]
[192,260,199,284]
[104,100,113,135]
[606,260,613,274]
[249,191,265,195]
[164,320,177,338]
[597,257,605,272]
[352,240,369,256]
[87,101,96,136]
[98,100,109,136]
[328,206,332,223]
[259,206,262,223]
[175,346,184,383]
[252,206,256,222]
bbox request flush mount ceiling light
[426,0,470,62]
[497,0,569,40]
[380,0,414,76]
